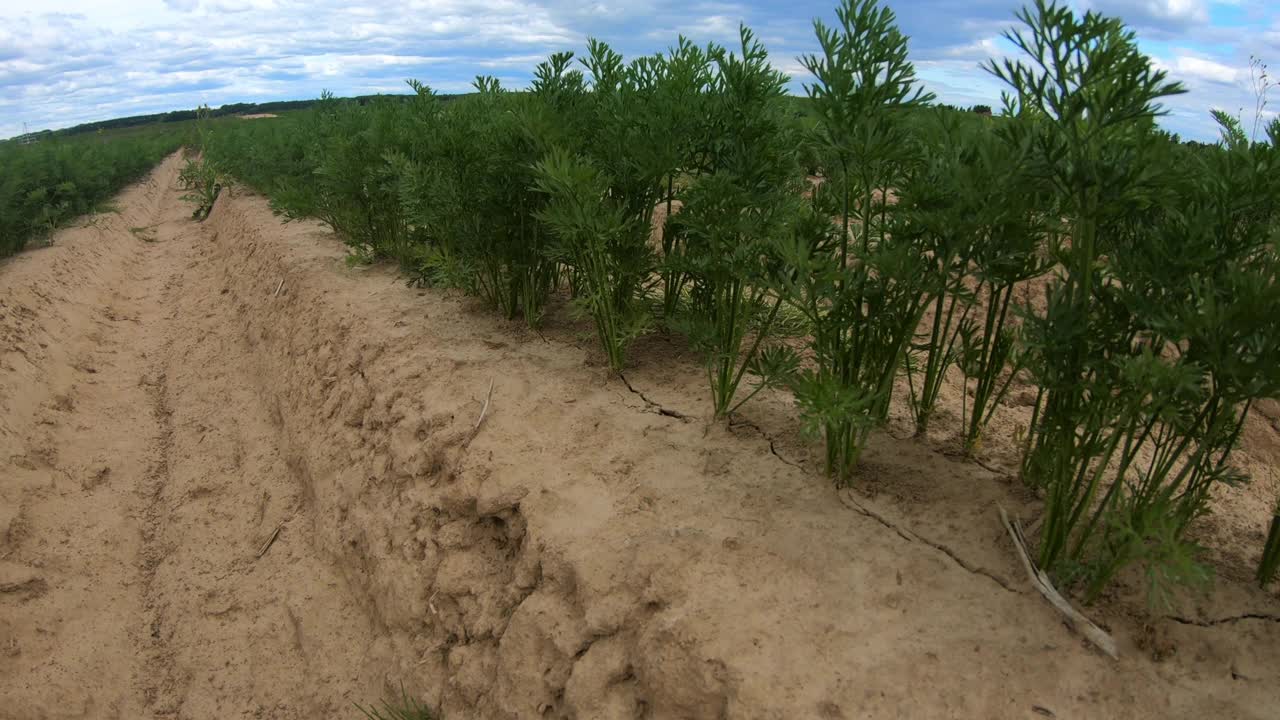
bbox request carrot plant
[285,96,420,262]
[667,26,802,417]
[897,112,984,436]
[991,0,1187,587]
[1076,115,1280,601]
[399,73,566,322]
[779,0,934,483]
[530,38,720,369]
[579,38,688,262]
[652,38,717,320]
[955,116,1050,452]
[901,113,1048,446]
[533,148,653,371]
[994,1,1280,600]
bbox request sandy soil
[1,154,1278,719]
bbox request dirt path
[0,155,378,719]
[2,155,1278,719]
[1,163,166,719]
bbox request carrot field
[0,127,186,257]
[173,0,1280,605]
[3,0,1279,716]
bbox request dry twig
[998,505,1118,659]
[466,379,495,444]
[256,523,283,559]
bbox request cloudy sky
[1,0,1276,141]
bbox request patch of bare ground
[1,156,378,718]
[1,158,1277,718]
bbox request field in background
[0,126,187,257]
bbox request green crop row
[0,126,187,257]
[199,0,1280,604]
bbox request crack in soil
[837,489,1020,594]
[727,415,804,470]
[618,373,694,422]
[1167,612,1280,627]
[724,412,1017,595]
[936,444,1016,481]
[971,456,1014,479]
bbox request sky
[0,0,1276,141]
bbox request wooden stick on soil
[998,505,1118,659]
[273,278,285,297]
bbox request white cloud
[0,0,1275,141]
[0,0,585,138]
[1086,0,1209,30]
[1161,54,1241,85]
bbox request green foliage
[778,0,935,483]
[533,149,653,371]
[667,26,802,417]
[0,128,184,257]
[356,687,437,720]
[308,95,417,261]
[204,93,419,266]
[146,0,1280,605]
[397,76,562,321]
[204,112,316,208]
[649,38,718,320]
[992,0,1188,587]
[991,1,1280,601]
[178,106,225,221]
[897,110,1049,447]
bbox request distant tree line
[9,93,464,143]
[932,102,994,114]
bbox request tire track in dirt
[138,360,178,715]
[131,172,382,718]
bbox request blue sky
[0,0,1276,140]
